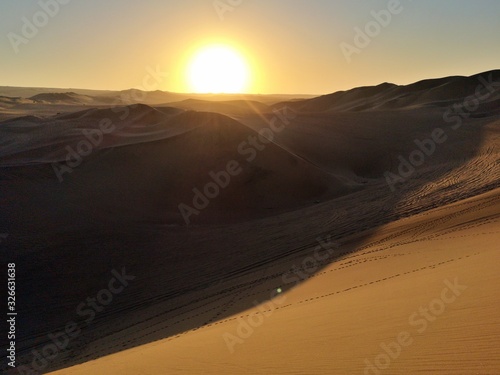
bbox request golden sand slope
[49,188,500,375]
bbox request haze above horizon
[1,0,499,95]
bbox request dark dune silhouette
[283,69,500,112]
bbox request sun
[187,45,250,94]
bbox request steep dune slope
[47,188,500,375]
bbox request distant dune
[29,92,95,105]
[0,86,312,120]
[165,99,271,115]
[0,95,34,109]
[282,69,500,112]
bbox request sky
[0,0,499,95]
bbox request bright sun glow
[187,45,250,94]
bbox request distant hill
[277,70,500,112]
[29,92,95,104]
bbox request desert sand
[1,70,499,374]
[48,189,500,374]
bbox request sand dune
[29,92,96,105]
[1,70,499,374]
[47,188,500,375]
[283,70,500,112]
[0,105,344,227]
[165,99,271,115]
[0,87,311,122]
[0,95,34,108]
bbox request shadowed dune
[0,105,347,228]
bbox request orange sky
[1,0,499,94]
